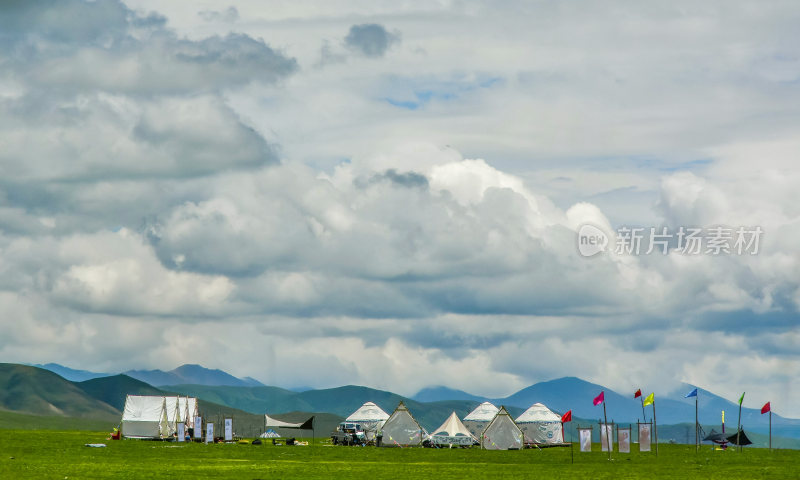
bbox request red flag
[561,410,572,423]
[761,402,771,414]
[634,389,642,398]
[593,391,604,406]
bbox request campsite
[1,429,798,479]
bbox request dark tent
[703,428,752,446]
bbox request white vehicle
[331,422,367,445]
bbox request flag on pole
[685,388,698,398]
[761,402,771,414]
[738,392,745,405]
[643,392,655,406]
[561,410,572,423]
[634,389,642,398]
[593,391,604,406]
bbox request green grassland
[0,430,797,479]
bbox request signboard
[579,428,592,452]
[639,424,651,452]
[600,424,613,452]
[206,423,214,444]
[194,416,202,439]
[224,418,233,441]
[618,427,630,453]
[177,423,185,442]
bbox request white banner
[206,423,214,444]
[579,428,592,452]
[194,417,202,439]
[600,424,613,452]
[177,423,185,442]
[224,418,233,441]
[639,424,651,452]
[618,427,630,453]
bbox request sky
[1,0,798,416]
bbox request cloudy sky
[1,0,798,415]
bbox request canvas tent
[430,412,477,446]
[164,396,181,434]
[481,406,524,450]
[179,397,198,426]
[345,401,390,442]
[121,395,170,439]
[463,402,500,439]
[379,402,426,447]
[515,402,564,445]
[265,414,315,441]
[260,429,280,438]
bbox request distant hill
[494,377,800,439]
[0,363,119,420]
[74,375,164,411]
[413,386,487,403]
[124,364,264,387]
[33,363,110,382]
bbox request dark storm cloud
[344,24,399,57]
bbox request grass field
[0,430,797,479]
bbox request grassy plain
[0,430,796,479]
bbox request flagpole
[570,424,573,464]
[652,398,658,457]
[603,401,611,461]
[736,393,743,453]
[769,410,772,452]
[641,397,646,423]
[695,394,698,452]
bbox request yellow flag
[643,392,655,406]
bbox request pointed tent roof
[432,412,476,439]
[346,401,390,422]
[380,401,425,447]
[481,406,524,450]
[515,403,562,423]
[464,401,500,421]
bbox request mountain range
[5,362,799,446]
[34,362,263,388]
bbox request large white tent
[481,406,524,450]
[346,401,390,442]
[430,412,477,446]
[515,402,564,445]
[179,397,198,426]
[463,402,500,439]
[379,402,426,447]
[164,396,180,435]
[121,395,170,439]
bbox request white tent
[481,406,524,450]
[463,402,500,439]
[121,395,170,439]
[515,402,564,445]
[379,402,426,447]
[430,412,477,446]
[346,402,390,441]
[179,397,198,426]
[164,396,180,435]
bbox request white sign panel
[618,427,630,453]
[194,416,202,439]
[639,424,651,452]
[224,418,233,441]
[579,428,592,452]
[206,423,214,444]
[177,423,185,442]
[600,424,613,452]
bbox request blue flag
[685,388,698,398]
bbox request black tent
[703,428,752,446]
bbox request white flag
[194,416,202,439]
[639,424,651,452]
[224,418,233,441]
[618,427,630,453]
[206,423,214,444]
[600,424,613,452]
[177,423,185,442]
[579,428,592,452]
